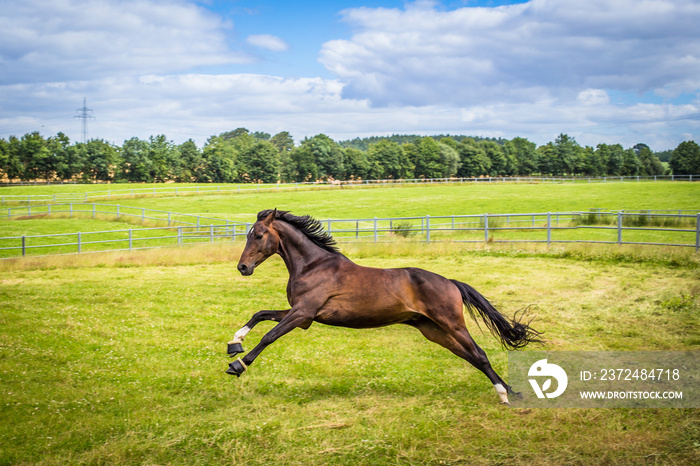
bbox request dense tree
[119,138,151,182]
[302,134,345,180]
[457,138,491,177]
[634,144,664,176]
[148,135,180,182]
[553,134,583,175]
[368,140,411,179]
[50,133,82,181]
[2,129,696,184]
[19,132,52,181]
[506,137,538,175]
[83,139,120,182]
[2,136,23,181]
[220,128,250,141]
[438,142,460,177]
[412,137,443,178]
[621,148,640,176]
[481,140,508,175]
[579,145,603,176]
[597,143,624,176]
[669,140,700,175]
[201,136,238,183]
[178,139,203,182]
[289,143,318,182]
[270,131,294,154]
[344,147,370,180]
[238,141,279,183]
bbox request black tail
[450,279,543,350]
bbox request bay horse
[227,209,541,405]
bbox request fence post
[356,221,359,239]
[696,214,699,253]
[116,205,120,220]
[426,215,430,243]
[484,214,489,243]
[22,236,26,257]
[178,227,182,245]
[77,232,81,253]
[168,211,171,226]
[129,229,133,251]
[374,217,378,242]
[547,212,552,245]
[617,212,623,244]
[210,225,214,243]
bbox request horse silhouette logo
[528,359,568,399]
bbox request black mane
[257,209,341,255]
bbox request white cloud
[0,0,249,85]
[320,0,700,107]
[246,34,289,52]
[0,0,698,152]
[577,89,610,107]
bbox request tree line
[1,128,698,184]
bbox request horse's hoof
[227,341,244,357]
[510,390,523,400]
[226,359,246,377]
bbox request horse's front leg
[227,310,290,357]
[227,310,313,377]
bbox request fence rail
[1,203,247,229]
[1,174,698,205]
[1,208,699,259]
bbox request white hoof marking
[495,383,509,405]
[233,326,250,342]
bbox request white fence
[1,207,699,259]
[1,174,698,205]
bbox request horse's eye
[255,234,263,240]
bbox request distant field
[1,182,698,258]
[3,182,699,222]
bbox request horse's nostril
[238,264,247,273]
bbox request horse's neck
[276,224,334,276]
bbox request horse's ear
[262,209,276,226]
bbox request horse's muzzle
[237,263,254,276]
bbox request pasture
[1,182,699,465]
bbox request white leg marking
[233,326,251,343]
[495,383,510,405]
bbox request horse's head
[237,209,280,276]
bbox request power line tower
[74,98,95,143]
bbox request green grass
[89,182,700,221]
[0,243,698,465]
[2,182,699,257]
[2,182,699,218]
[0,182,698,463]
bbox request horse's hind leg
[408,316,513,405]
[228,310,290,357]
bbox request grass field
[1,182,699,464]
[3,182,700,221]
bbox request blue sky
[1,0,698,150]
